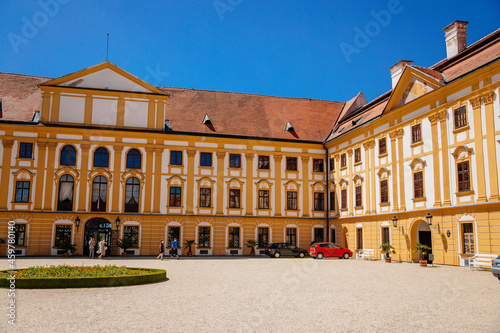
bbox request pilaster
[245,153,254,216]
[470,95,487,202]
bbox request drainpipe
[325,145,329,242]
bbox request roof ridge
[0,72,52,80]
[158,86,344,104]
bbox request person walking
[157,240,165,260]
[171,238,179,259]
[98,239,106,259]
[88,237,95,259]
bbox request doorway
[83,218,112,256]
[417,220,432,262]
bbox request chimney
[444,20,468,58]
[389,60,413,89]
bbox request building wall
[326,61,500,265]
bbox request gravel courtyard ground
[1,256,499,333]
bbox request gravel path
[1,256,499,333]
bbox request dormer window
[285,121,295,132]
[202,114,213,125]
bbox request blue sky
[1,0,499,103]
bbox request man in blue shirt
[171,238,179,259]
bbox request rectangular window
[170,151,182,165]
[340,154,346,168]
[167,226,180,248]
[258,227,269,248]
[287,191,297,210]
[330,191,336,211]
[123,226,139,247]
[355,185,362,207]
[286,228,297,246]
[200,152,212,167]
[329,157,335,171]
[228,227,240,248]
[258,190,269,209]
[286,157,297,171]
[13,224,26,246]
[169,187,182,206]
[314,192,324,211]
[331,229,336,244]
[229,154,241,168]
[382,227,390,244]
[313,159,324,172]
[413,171,423,198]
[199,188,211,207]
[379,138,387,155]
[462,223,474,254]
[454,106,467,129]
[229,189,240,208]
[258,155,270,170]
[457,161,470,192]
[411,124,421,144]
[54,225,72,248]
[314,228,324,243]
[15,181,30,203]
[380,179,388,203]
[198,226,210,248]
[356,228,363,250]
[354,148,361,163]
[341,189,347,209]
[19,142,33,159]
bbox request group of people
[88,237,179,260]
[157,238,179,260]
[88,237,107,259]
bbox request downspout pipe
[325,144,329,242]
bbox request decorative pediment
[385,66,443,113]
[40,62,167,95]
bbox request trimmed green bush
[0,267,166,289]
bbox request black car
[265,243,308,258]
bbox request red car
[310,242,352,259]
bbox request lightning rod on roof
[106,33,109,61]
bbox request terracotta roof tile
[0,73,344,142]
[159,87,343,142]
[0,73,48,122]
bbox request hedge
[0,267,167,289]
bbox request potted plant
[184,240,196,256]
[246,239,257,256]
[58,240,77,257]
[414,243,432,267]
[116,237,134,257]
[380,243,396,263]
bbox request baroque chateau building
[1,21,499,265]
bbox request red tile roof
[0,73,344,142]
[159,87,343,142]
[0,73,48,122]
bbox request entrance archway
[83,218,112,257]
[410,220,432,262]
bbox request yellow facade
[1,25,500,265]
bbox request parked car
[492,255,500,280]
[265,243,308,258]
[310,242,352,259]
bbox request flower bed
[0,265,166,289]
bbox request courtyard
[1,256,499,333]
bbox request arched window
[126,149,141,169]
[93,147,109,168]
[57,175,74,211]
[60,145,76,166]
[125,177,140,212]
[91,176,107,212]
